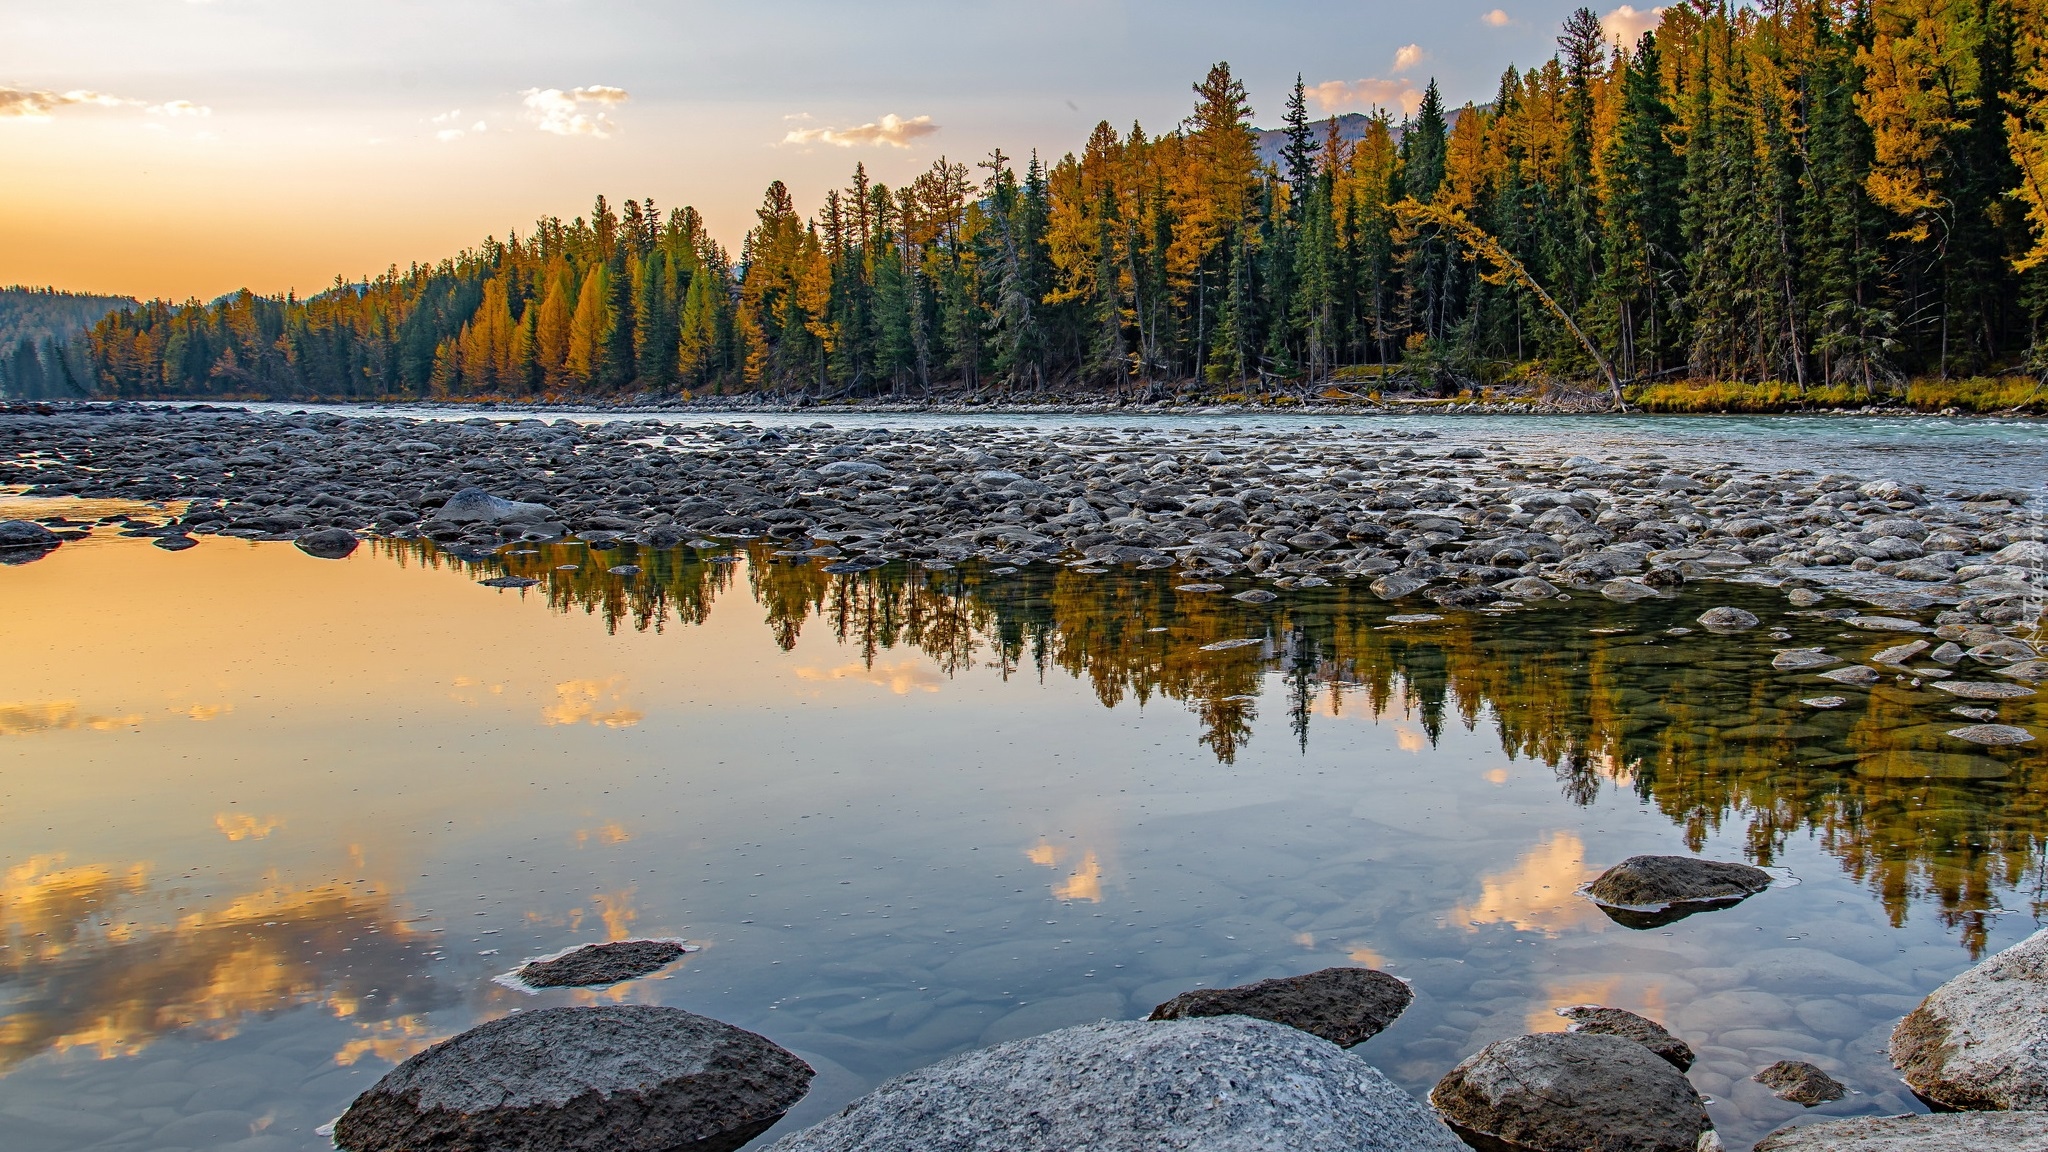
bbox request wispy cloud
[1307,79,1423,116]
[1,87,212,122]
[521,85,628,138]
[429,109,487,142]
[1481,8,1514,26]
[1602,4,1666,44]
[781,112,937,149]
[1390,44,1425,73]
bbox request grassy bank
[1626,376,2048,414]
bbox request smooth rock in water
[517,940,692,989]
[1969,639,2038,663]
[1818,664,1882,686]
[1384,613,1444,624]
[1370,571,1431,600]
[153,534,198,552]
[1999,660,2048,684]
[294,527,359,559]
[1697,606,1760,632]
[1753,1060,1846,1105]
[1935,680,2037,700]
[1947,724,2037,746]
[1847,615,1929,632]
[1429,1032,1712,1152]
[1991,540,2048,566]
[0,519,59,549]
[1584,854,1772,928]
[1600,578,1661,603]
[768,1016,1462,1152]
[1147,966,1412,1048]
[1495,576,1559,600]
[1175,583,1225,593]
[1773,648,1837,670]
[1754,1112,2048,1151]
[1786,587,1826,606]
[1556,1005,1694,1071]
[1802,696,1849,709]
[1233,588,1278,604]
[479,575,540,589]
[1892,927,2048,1111]
[1872,639,1930,665]
[335,1005,812,1152]
[1200,638,1265,652]
[437,487,556,524]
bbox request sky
[0,0,1667,302]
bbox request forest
[0,287,132,400]
[77,0,2048,404]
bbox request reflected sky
[0,520,2040,1149]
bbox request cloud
[429,109,487,142]
[1602,4,1666,44]
[521,85,628,138]
[541,677,642,727]
[1,87,210,122]
[1482,8,1514,26]
[1307,78,1424,116]
[1390,44,1425,73]
[781,113,938,149]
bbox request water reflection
[381,536,2041,953]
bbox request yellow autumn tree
[565,263,611,383]
[2010,0,2048,271]
[1856,0,1982,241]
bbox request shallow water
[1,511,2043,1150]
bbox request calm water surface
[1,503,2043,1150]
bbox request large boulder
[1429,1032,1713,1152]
[1753,1112,2048,1151]
[1753,1060,1846,1105]
[0,519,59,549]
[334,1005,813,1152]
[436,487,557,524]
[1583,854,1773,928]
[1147,966,1412,1047]
[768,1016,1462,1152]
[1891,926,2048,1111]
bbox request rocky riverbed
[0,404,2041,640]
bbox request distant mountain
[1251,107,1479,169]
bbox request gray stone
[1892,927,2048,1111]
[1935,681,2037,700]
[1370,571,1431,600]
[1801,696,1849,709]
[1846,615,1929,632]
[1754,1112,2048,1151]
[768,1016,1461,1152]
[515,940,692,989]
[1773,648,1837,670]
[293,528,359,560]
[1584,855,1772,928]
[817,460,890,481]
[1556,1006,1694,1071]
[2002,660,2048,683]
[1753,1060,1846,1105]
[334,1005,812,1152]
[1429,1032,1712,1152]
[1601,578,1662,602]
[1697,606,1760,632]
[1147,966,1412,1048]
[0,519,59,548]
[1232,588,1278,604]
[1818,664,1882,686]
[437,488,556,524]
[1948,724,2037,746]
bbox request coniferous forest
[77,2,2048,404]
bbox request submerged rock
[294,527,359,559]
[1947,724,2037,746]
[1555,1005,1694,1071]
[1891,926,2048,1111]
[1147,966,1413,1048]
[1754,1060,1846,1105]
[1773,648,1837,670]
[768,1016,1461,1152]
[1583,854,1773,928]
[1935,681,2038,700]
[515,940,693,989]
[1752,1112,2048,1151]
[479,575,540,589]
[334,1005,812,1152]
[1429,1032,1712,1152]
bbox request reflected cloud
[1528,975,1672,1036]
[0,701,144,736]
[1346,943,1388,967]
[1454,833,1601,937]
[1025,841,1105,903]
[574,822,632,848]
[793,659,943,695]
[542,677,643,728]
[184,703,231,721]
[215,812,283,841]
[1394,724,1428,753]
[335,1014,447,1067]
[0,864,455,1070]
